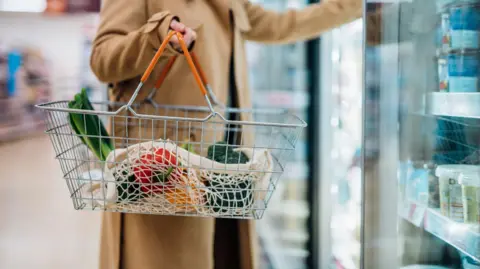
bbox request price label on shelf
[410,203,427,227]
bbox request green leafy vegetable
[205,142,252,213]
[152,167,174,184]
[68,88,113,161]
[115,171,143,202]
[69,89,132,203]
[207,141,249,164]
[116,166,174,203]
[182,143,195,153]
[180,138,196,154]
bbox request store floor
[0,135,101,269]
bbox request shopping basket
[36,31,307,219]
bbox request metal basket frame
[36,31,307,219]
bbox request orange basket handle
[147,52,226,107]
[151,53,208,90]
[126,31,214,113]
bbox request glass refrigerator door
[318,20,364,269]
[247,1,310,268]
[364,1,480,268]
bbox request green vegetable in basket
[180,139,196,154]
[207,141,249,164]
[116,171,144,202]
[68,88,113,161]
[205,142,252,213]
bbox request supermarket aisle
[0,135,101,269]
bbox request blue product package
[448,51,479,92]
[7,50,22,97]
[449,4,480,49]
[407,168,429,204]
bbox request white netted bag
[81,139,273,214]
[198,147,274,214]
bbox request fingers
[169,20,196,51]
[169,34,180,50]
[170,20,186,33]
[183,27,197,47]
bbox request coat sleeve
[90,0,180,83]
[241,0,362,44]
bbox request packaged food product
[406,167,429,205]
[427,163,441,208]
[437,53,449,92]
[447,50,480,92]
[449,3,480,49]
[440,13,451,52]
[458,170,480,224]
[435,165,479,221]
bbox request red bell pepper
[133,148,182,193]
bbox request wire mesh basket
[36,31,306,219]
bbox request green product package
[462,185,479,223]
[459,170,480,224]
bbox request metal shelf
[425,92,480,119]
[400,200,480,262]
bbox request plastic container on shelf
[427,163,441,208]
[449,3,480,49]
[438,13,451,52]
[447,49,480,92]
[435,165,480,221]
[437,53,449,92]
[406,167,430,205]
[458,170,480,224]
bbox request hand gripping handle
[125,31,215,113]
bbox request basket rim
[36,100,308,128]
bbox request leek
[68,89,113,161]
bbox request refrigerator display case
[318,19,364,269]
[317,0,480,268]
[247,1,310,268]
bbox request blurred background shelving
[0,1,104,142]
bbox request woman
[90,0,362,268]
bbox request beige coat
[90,0,362,268]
